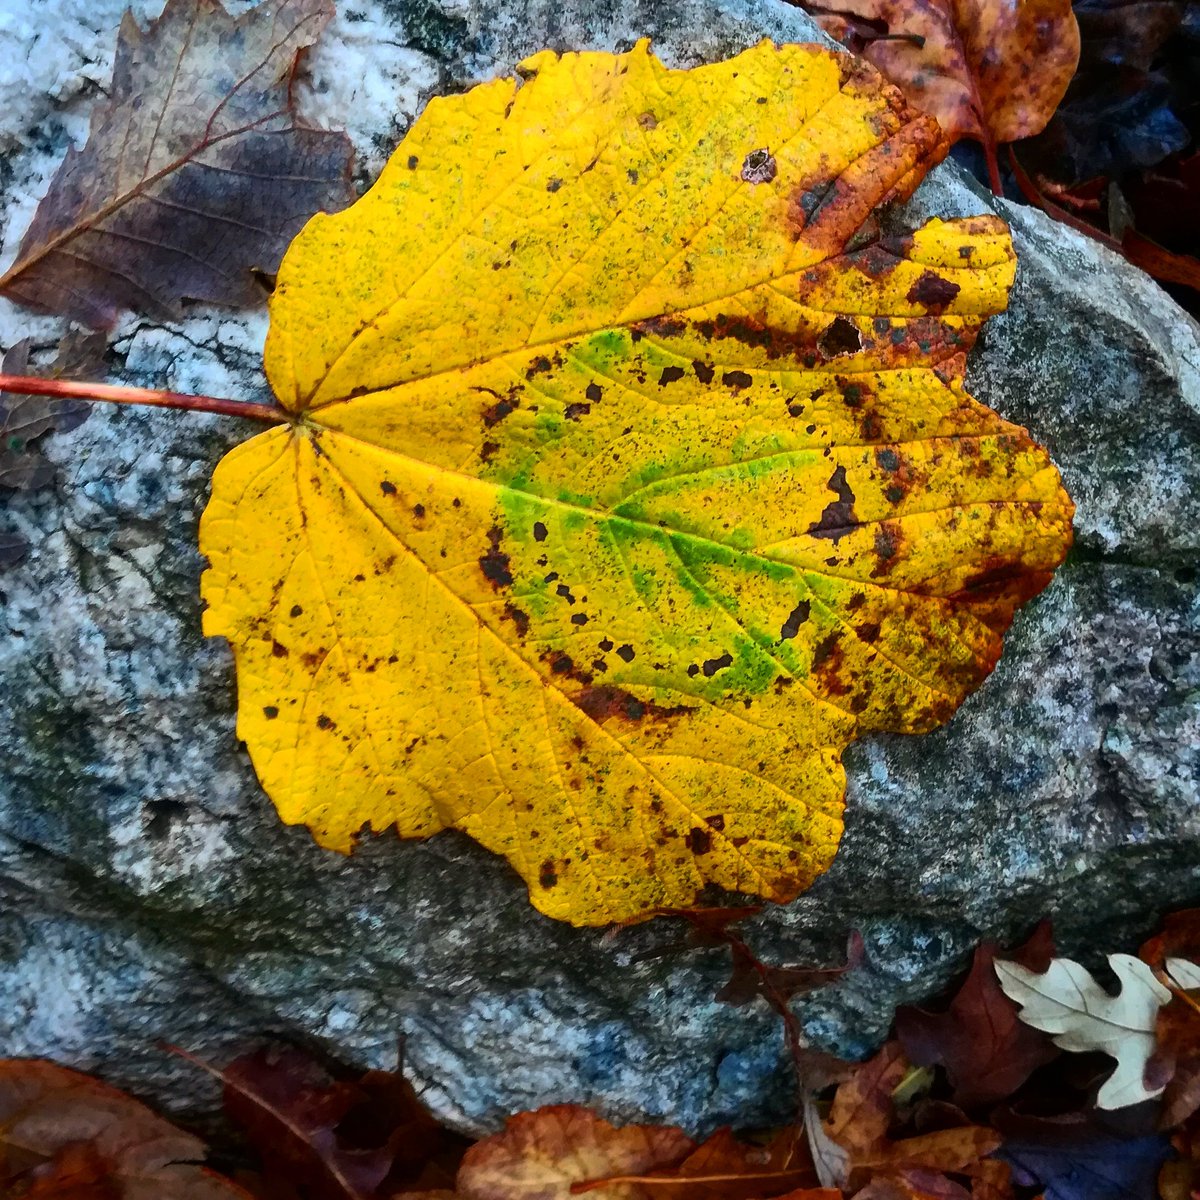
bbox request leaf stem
[0,372,288,425]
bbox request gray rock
[1,0,1198,1137]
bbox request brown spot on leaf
[380,480,397,495]
[503,603,530,637]
[702,651,733,676]
[808,465,857,541]
[585,382,603,403]
[722,369,753,389]
[479,525,513,588]
[659,365,686,385]
[780,600,811,640]
[262,705,279,719]
[565,401,591,420]
[685,826,713,854]
[571,684,692,724]
[692,359,715,383]
[317,714,335,730]
[533,521,548,541]
[616,643,635,662]
[539,860,558,888]
[907,270,961,312]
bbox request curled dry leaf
[454,1104,693,1200]
[0,1058,251,1199]
[0,0,355,329]
[199,40,1074,927]
[805,0,1080,189]
[994,954,1172,1110]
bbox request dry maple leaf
[196,39,1074,927]
[0,1058,251,1199]
[805,0,1080,191]
[0,0,354,329]
[994,953,1172,1110]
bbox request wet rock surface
[1,0,1198,1133]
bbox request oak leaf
[0,0,354,329]
[807,0,1080,189]
[994,954,1172,1110]
[0,1058,251,1199]
[198,40,1074,926]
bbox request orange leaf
[807,0,1080,189]
[455,1105,693,1200]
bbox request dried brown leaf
[0,0,354,328]
[455,1105,693,1200]
[0,1058,250,1199]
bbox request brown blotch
[564,401,591,421]
[857,621,881,644]
[481,393,518,426]
[722,369,752,390]
[503,603,530,638]
[692,359,715,384]
[638,111,657,129]
[808,465,857,542]
[907,270,961,312]
[543,649,592,685]
[478,525,513,589]
[685,826,713,854]
[317,714,335,730]
[585,382,603,403]
[533,521,548,542]
[616,643,635,662]
[271,640,288,658]
[872,523,903,575]
[480,440,499,463]
[702,651,733,677]
[290,604,303,617]
[659,365,686,385]
[571,684,692,724]
[380,480,397,495]
[412,503,426,519]
[539,860,558,888]
[706,814,726,831]
[780,600,810,640]
[262,705,279,719]
[525,356,552,378]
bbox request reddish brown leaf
[0,0,354,328]
[179,1044,464,1200]
[0,1058,250,1199]
[803,0,1080,190]
[895,926,1060,1110]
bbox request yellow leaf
[199,40,1074,926]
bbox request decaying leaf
[994,954,1172,1110]
[455,1104,693,1199]
[1,333,101,490]
[806,0,1080,188]
[0,0,355,329]
[199,40,1074,926]
[820,1045,1003,1196]
[895,924,1059,1110]
[0,1058,251,1199]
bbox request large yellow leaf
[199,40,1073,926]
